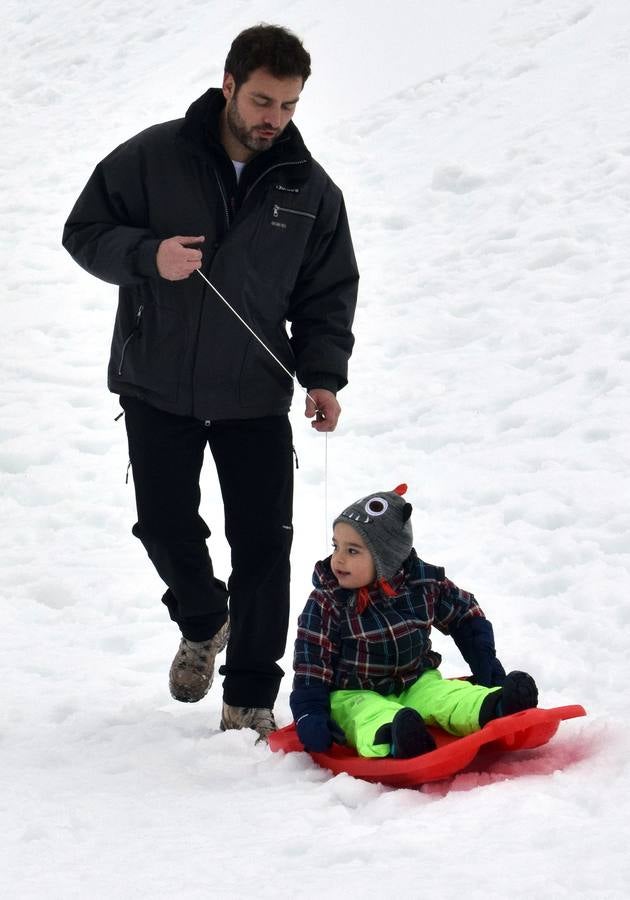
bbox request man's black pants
[120,396,294,708]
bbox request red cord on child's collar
[356,578,396,613]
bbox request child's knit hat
[333,484,413,582]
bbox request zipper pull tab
[273,204,279,218]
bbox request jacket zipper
[213,168,231,229]
[117,304,144,376]
[273,204,316,220]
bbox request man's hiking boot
[478,670,538,727]
[220,703,277,744]
[169,619,230,703]
[374,707,437,759]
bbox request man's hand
[156,235,205,281]
[305,388,341,432]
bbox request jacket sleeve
[290,587,339,733]
[449,617,506,687]
[433,577,506,687]
[292,585,340,692]
[288,184,359,392]
[62,138,161,286]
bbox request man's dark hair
[225,24,311,89]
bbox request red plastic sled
[269,704,586,787]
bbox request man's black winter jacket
[62,89,358,421]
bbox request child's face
[331,522,377,589]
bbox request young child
[290,484,538,758]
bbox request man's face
[222,67,303,157]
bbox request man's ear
[222,72,235,101]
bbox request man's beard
[225,97,281,154]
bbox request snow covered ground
[3,0,630,896]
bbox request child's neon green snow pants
[330,668,501,758]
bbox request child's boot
[479,670,538,727]
[374,708,437,758]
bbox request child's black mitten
[295,713,346,752]
[290,684,346,752]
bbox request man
[62,25,358,742]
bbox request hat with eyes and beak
[333,484,413,583]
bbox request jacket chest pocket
[271,204,316,224]
[250,199,317,287]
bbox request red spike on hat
[393,484,407,496]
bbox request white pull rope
[195,269,319,409]
[324,429,329,550]
[195,268,330,549]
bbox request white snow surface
[3,0,630,896]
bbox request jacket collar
[314,556,408,609]
[178,87,312,181]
